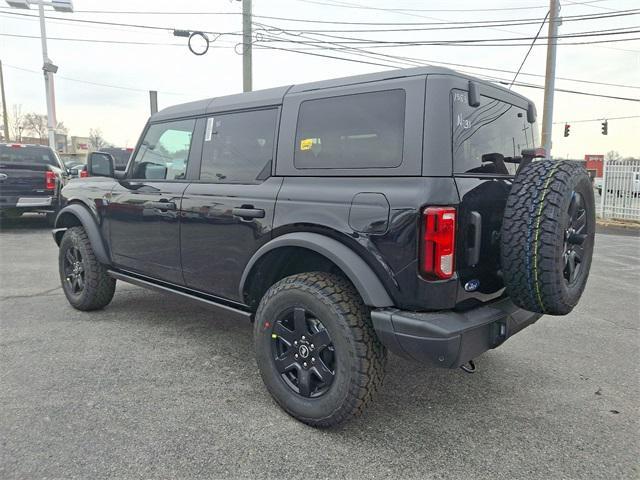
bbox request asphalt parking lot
[1,215,638,480]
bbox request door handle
[146,200,177,211]
[232,207,265,219]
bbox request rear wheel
[59,226,116,311]
[254,272,386,427]
[501,160,595,315]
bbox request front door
[180,108,281,303]
[108,118,196,284]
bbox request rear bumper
[371,298,542,368]
[0,195,55,210]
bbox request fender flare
[239,232,394,308]
[53,203,111,265]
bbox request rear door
[449,87,538,300]
[180,108,282,303]
[108,119,196,284]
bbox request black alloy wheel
[563,191,588,285]
[271,306,335,398]
[254,272,386,427]
[58,226,116,311]
[63,246,85,294]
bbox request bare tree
[56,121,68,135]
[22,112,48,140]
[9,104,24,141]
[605,150,621,162]
[89,128,108,150]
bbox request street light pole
[37,2,57,149]
[5,0,73,149]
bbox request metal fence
[598,159,640,221]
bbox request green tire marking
[533,162,560,313]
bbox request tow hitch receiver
[460,360,476,374]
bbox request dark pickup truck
[0,143,67,224]
[52,66,595,427]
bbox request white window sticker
[205,117,214,142]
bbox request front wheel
[254,272,386,428]
[59,226,116,311]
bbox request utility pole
[0,60,9,142]
[242,0,252,92]
[541,0,561,159]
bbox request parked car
[67,163,88,179]
[52,67,596,427]
[0,143,68,224]
[98,147,133,171]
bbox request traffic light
[564,123,570,137]
[601,120,608,135]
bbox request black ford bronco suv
[52,67,595,427]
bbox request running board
[107,270,252,320]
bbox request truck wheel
[59,226,116,311]
[254,272,386,427]
[501,160,595,315]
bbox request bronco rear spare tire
[501,160,595,315]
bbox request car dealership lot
[0,216,638,480]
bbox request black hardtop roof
[151,66,532,122]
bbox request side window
[452,89,535,175]
[294,89,406,169]
[200,109,278,184]
[129,119,195,180]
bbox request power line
[249,9,640,33]
[510,11,550,87]
[4,19,638,91]
[3,63,188,96]
[0,10,242,37]
[295,0,614,13]
[258,24,638,89]
[5,7,638,47]
[257,25,640,46]
[252,42,640,101]
[252,27,640,96]
[1,5,636,26]
[0,32,188,47]
[5,24,638,91]
[553,115,640,123]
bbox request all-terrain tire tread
[501,160,594,315]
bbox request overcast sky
[1,0,638,158]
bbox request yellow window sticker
[300,138,313,151]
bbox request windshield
[0,145,59,167]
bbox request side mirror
[88,151,115,178]
[527,102,537,123]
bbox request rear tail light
[45,170,56,190]
[421,207,456,280]
[80,168,89,178]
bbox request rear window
[294,89,405,169]
[452,89,536,175]
[0,145,58,167]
